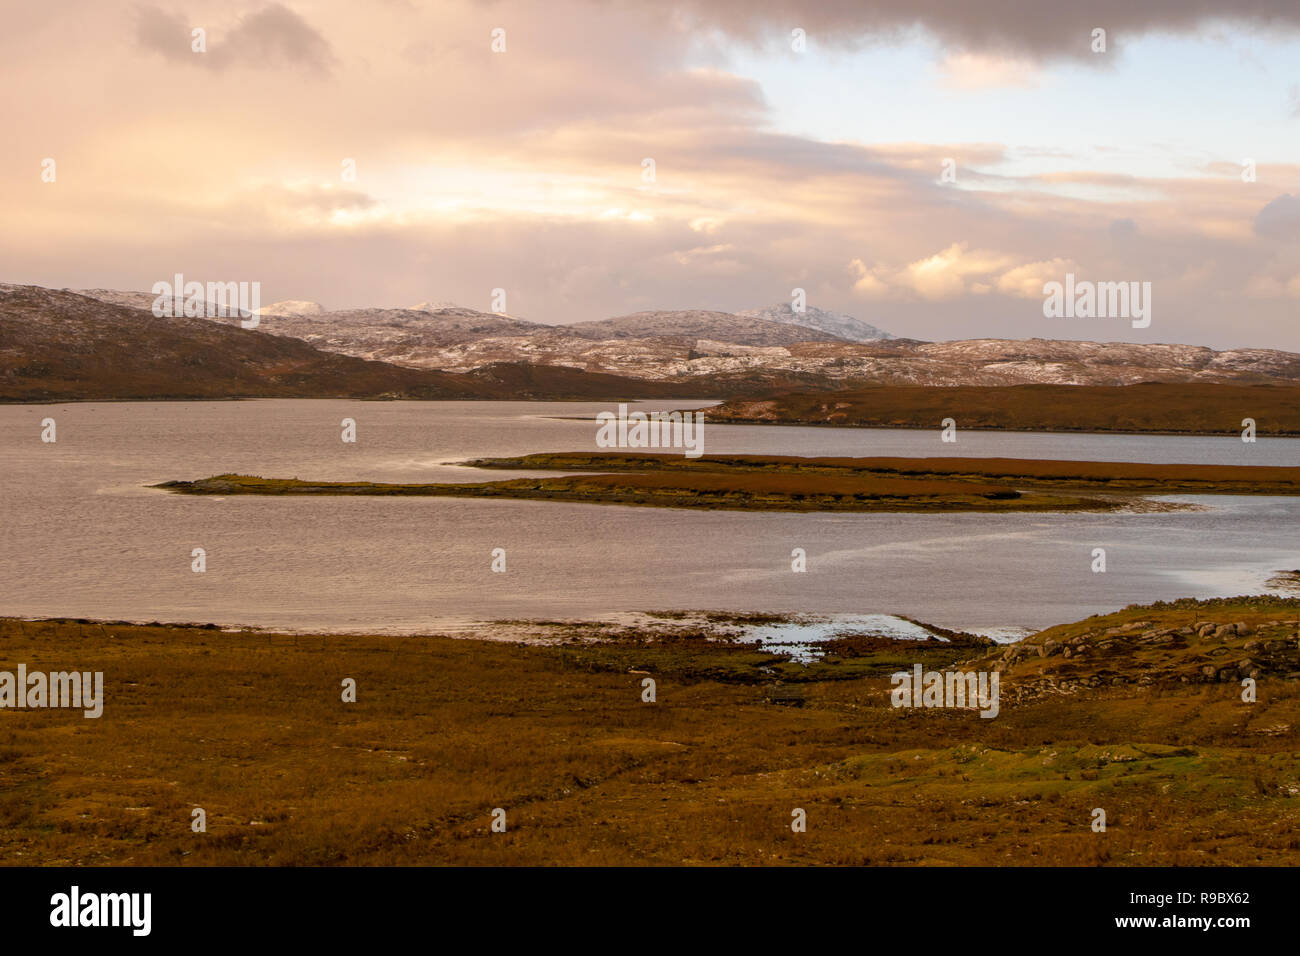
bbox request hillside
[564,309,851,345]
[737,302,893,341]
[229,305,545,366]
[0,286,695,402]
[971,596,1300,702]
[68,287,1300,389]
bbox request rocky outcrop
[985,599,1300,700]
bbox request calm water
[1,400,1296,638]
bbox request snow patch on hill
[739,303,893,342]
[257,300,325,317]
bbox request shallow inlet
[1,400,1297,635]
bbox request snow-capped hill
[232,306,544,367]
[567,310,849,346]
[258,300,325,317]
[72,289,161,312]
[51,284,1300,387]
[408,300,463,313]
[739,303,893,342]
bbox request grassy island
[154,453,1300,513]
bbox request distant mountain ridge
[0,286,701,402]
[32,285,1300,390]
[563,309,851,345]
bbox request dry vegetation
[706,382,1300,435]
[466,452,1300,494]
[155,471,1102,513]
[2,598,1298,866]
[157,452,1300,513]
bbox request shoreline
[0,610,1002,648]
[692,416,1300,438]
[2,394,1299,438]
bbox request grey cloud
[1109,218,1138,239]
[655,1,1300,58]
[134,6,190,61]
[135,3,334,72]
[226,4,335,72]
[1254,194,1300,240]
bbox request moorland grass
[1,600,1297,866]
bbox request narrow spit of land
[154,453,1300,513]
[703,383,1300,435]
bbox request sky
[2,0,1299,349]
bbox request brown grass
[158,451,1300,513]
[469,451,1300,490]
[2,605,1298,866]
[706,383,1300,435]
[156,470,1103,513]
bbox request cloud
[1245,248,1300,299]
[667,242,747,274]
[134,6,189,61]
[1109,218,1139,239]
[4,0,1300,350]
[226,4,335,71]
[135,3,335,72]
[996,258,1079,298]
[852,244,1030,301]
[656,0,1300,59]
[1255,194,1300,240]
[936,52,1041,89]
[239,184,382,228]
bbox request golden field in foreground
[1,598,1298,866]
